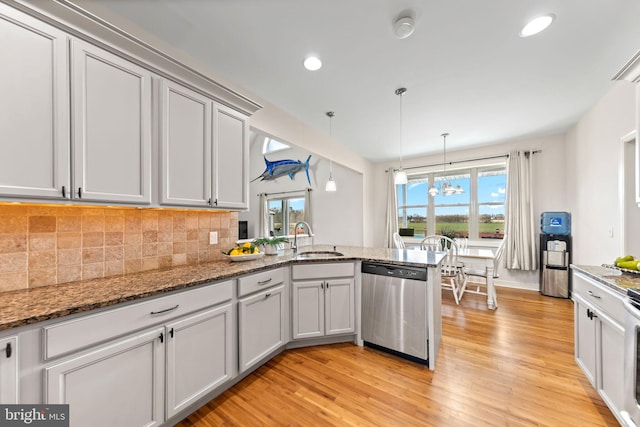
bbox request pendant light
[432,133,464,197]
[394,88,408,185]
[325,111,337,192]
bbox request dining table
[457,247,498,309]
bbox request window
[397,165,506,240]
[267,194,305,237]
[262,137,290,155]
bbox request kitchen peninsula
[0,245,445,427]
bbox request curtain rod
[257,188,312,197]
[386,150,541,173]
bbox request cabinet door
[238,285,285,372]
[0,336,18,404]
[574,296,597,387]
[597,310,625,418]
[0,5,70,199]
[212,103,249,209]
[160,79,212,207]
[45,328,164,427]
[292,281,324,339]
[71,39,152,204]
[166,303,233,418]
[325,278,355,336]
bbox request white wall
[565,82,637,265]
[239,132,364,247]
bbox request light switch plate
[209,231,218,245]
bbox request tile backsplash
[0,204,238,293]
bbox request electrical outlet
[209,231,218,245]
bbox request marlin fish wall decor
[252,155,312,184]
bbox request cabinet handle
[265,292,272,298]
[321,282,324,289]
[258,278,272,286]
[169,328,174,338]
[207,198,212,206]
[214,198,218,206]
[4,342,11,358]
[159,332,164,343]
[587,290,601,299]
[61,186,66,198]
[150,304,180,315]
[586,308,599,320]
[77,187,82,198]
[326,282,330,288]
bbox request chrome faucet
[292,221,314,253]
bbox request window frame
[397,163,506,241]
[266,191,306,237]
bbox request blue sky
[400,172,506,216]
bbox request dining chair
[459,238,506,300]
[455,237,468,249]
[392,232,406,249]
[420,235,463,304]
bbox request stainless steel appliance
[540,234,572,298]
[361,262,428,364]
[622,289,640,426]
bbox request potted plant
[252,236,290,255]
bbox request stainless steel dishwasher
[361,261,429,364]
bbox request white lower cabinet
[0,336,18,404]
[238,285,286,372]
[44,282,234,427]
[166,304,234,418]
[45,328,165,427]
[573,271,625,423]
[291,263,355,340]
[237,268,287,373]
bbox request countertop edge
[0,246,445,331]
[571,264,638,296]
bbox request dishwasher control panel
[361,262,427,281]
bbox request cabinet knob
[4,342,11,358]
[77,187,82,198]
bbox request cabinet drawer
[292,262,355,280]
[572,272,624,324]
[43,280,232,360]
[238,268,285,297]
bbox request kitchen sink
[296,251,344,259]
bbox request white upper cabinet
[159,79,212,207]
[160,81,249,210]
[212,104,249,209]
[0,4,70,199]
[71,39,152,204]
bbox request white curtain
[303,188,312,225]
[258,193,269,237]
[504,150,537,270]
[384,171,399,248]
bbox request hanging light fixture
[325,111,337,192]
[430,133,464,197]
[394,87,408,185]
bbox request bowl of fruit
[604,255,640,275]
[222,242,264,262]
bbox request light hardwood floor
[176,287,619,426]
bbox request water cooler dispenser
[539,212,572,298]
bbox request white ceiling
[78,0,640,162]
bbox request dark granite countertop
[0,245,445,331]
[571,264,640,295]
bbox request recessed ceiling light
[520,14,555,37]
[303,56,322,71]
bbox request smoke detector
[393,16,415,39]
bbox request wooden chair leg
[450,277,460,305]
